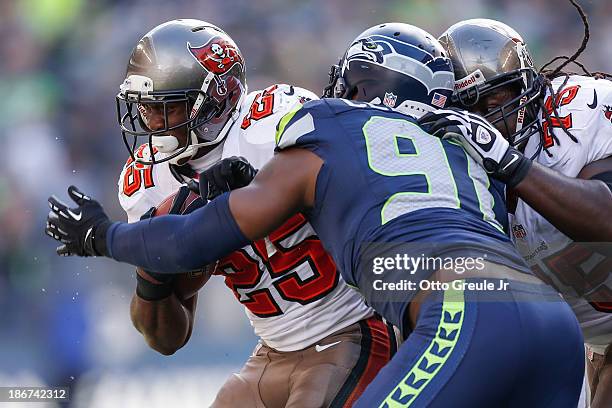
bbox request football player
[434,18,612,407]
[111,19,397,408]
[47,23,584,406]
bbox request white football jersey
[510,76,612,348]
[117,84,373,351]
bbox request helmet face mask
[116,20,247,165]
[462,68,543,150]
[117,85,225,165]
[439,19,545,153]
[323,23,455,118]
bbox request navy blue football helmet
[323,23,455,117]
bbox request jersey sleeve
[117,161,158,223]
[587,88,612,164]
[224,84,319,169]
[565,81,612,170]
[238,84,318,133]
[116,146,180,223]
[275,100,332,152]
[279,84,318,105]
[530,77,612,176]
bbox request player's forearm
[513,162,612,241]
[106,193,249,273]
[130,293,193,355]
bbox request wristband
[135,270,176,301]
[93,220,112,257]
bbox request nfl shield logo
[512,224,527,239]
[383,92,397,108]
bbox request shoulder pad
[275,100,330,150]
[322,97,395,115]
[531,75,612,174]
[271,84,319,103]
[239,84,319,132]
[117,146,181,222]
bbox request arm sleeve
[105,193,249,273]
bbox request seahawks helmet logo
[341,35,454,94]
[344,38,386,64]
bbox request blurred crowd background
[0,0,610,406]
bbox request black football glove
[45,185,112,257]
[199,156,257,200]
[418,108,532,188]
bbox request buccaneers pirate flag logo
[188,37,244,95]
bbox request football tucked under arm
[106,148,321,273]
[136,188,214,300]
[107,192,250,273]
[130,188,206,356]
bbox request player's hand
[418,108,532,187]
[199,156,257,200]
[45,185,112,257]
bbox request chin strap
[514,43,529,135]
[170,91,247,163]
[165,99,243,165]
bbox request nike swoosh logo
[67,209,82,221]
[85,226,94,244]
[502,153,520,171]
[315,340,341,352]
[588,89,598,109]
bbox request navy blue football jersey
[275,98,532,328]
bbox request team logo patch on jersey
[383,92,397,108]
[604,105,612,123]
[512,224,527,239]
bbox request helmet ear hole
[345,86,358,100]
[356,86,366,99]
[213,99,227,118]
